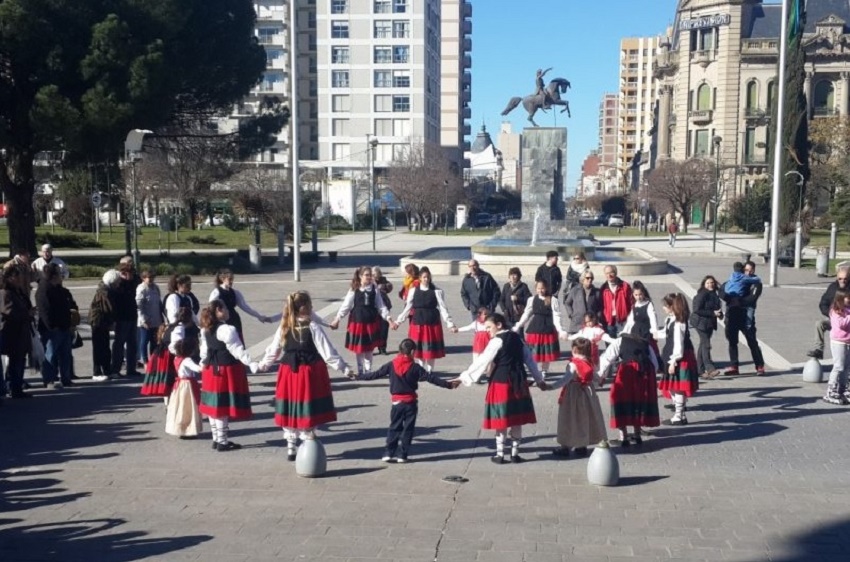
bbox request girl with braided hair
[260,291,351,462]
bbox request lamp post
[444,180,449,236]
[712,135,722,253]
[367,134,378,251]
[124,129,153,266]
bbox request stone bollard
[587,441,619,486]
[802,358,824,383]
[248,244,262,273]
[295,438,327,477]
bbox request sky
[470,0,680,194]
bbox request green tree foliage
[728,180,772,233]
[0,0,276,253]
[767,3,810,233]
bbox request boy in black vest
[350,338,460,463]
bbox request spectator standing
[90,270,120,382]
[691,275,723,380]
[31,243,69,282]
[807,266,849,359]
[111,262,141,377]
[599,265,634,337]
[136,269,163,367]
[498,267,531,328]
[535,251,563,300]
[460,260,501,320]
[35,263,77,388]
[564,270,603,334]
[564,252,589,294]
[1,266,33,398]
[372,266,394,355]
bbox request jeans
[813,318,831,352]
[137,326,159,364]
[111,321,138,375]
[386,401,418,459]
[42,329,73,384]
[695,328,715,374]
[725,307,764,368]
[605,321,626,338]
[828,340,850,391]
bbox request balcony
[462,19,472,35]
[463,2,472,18]
[462,123,471,136]
[688,109,713,124]
[256,10,286,22]
[690,49,715,67]
[462,106,471,119]
[462,90,471,103]
[813,107,837,117]
[462,54,472,69]
[266,57,287,70]
[462,72,471,88]
[744,107,769,122]
[743,155,768,166]
[741,39,778,57]
[463,37,472,53]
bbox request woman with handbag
[35,263,77,389]
[1,265,34,398]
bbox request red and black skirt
[141,348,176,397]
[472,331,490,354]
[482,380,537,430]
[345,317,384,353]
[525,332,560,363]
[609,360,660,428]
[409,322,446,359]
[199,363,252,421]
[658,348,700,398]
[274,360,337,429]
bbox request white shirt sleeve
[547,362,577,391]
[168,324,185,355]
[310,322,349,373]
[217,324,253,366]
[551,298,567,336]
[668,321,685,367]
[178,358,203,378]
[199,328,209,365]
[260,327,284,366]
[622,310,635,336]
[335,290,356,320]
[165,293,181,324]
[647,302,659,334]
[234,289,264,321]
[598,338,621,378]
[459,336,502,386]
[457,321,476,333]
[512,296,535,330]
[208,288,220,303]
[395,287,416,324]
[434,289,455,328]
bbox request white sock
[495,431,506,457]
[219,416,230,443]
[210,418,220,443]
[363,352,373,372]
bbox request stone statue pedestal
[521,127,567,221]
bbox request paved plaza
[2,230,849,561]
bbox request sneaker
[396,457,408,464]
[51,381,63,390]
[755,366,766,376]
[702,369,720,380]
[491,455,506,465]
[668,415,688,426]
[509,454,525,464]
[381,455,394,463]
[807,349,824,360]
[92,375,110,382]
[723,366,739,376]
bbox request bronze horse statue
[501,77,571,127]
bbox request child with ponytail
[656,293,699,425]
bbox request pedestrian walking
[455,313,549,464]
[720,263,765,376]
[667,219,679,247]
[259,291,351,461]
[350,338,459,463]
[657,293,699,425]
[512,280,567,377]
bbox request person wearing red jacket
[599,265,634,337]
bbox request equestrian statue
[501,67,571,127]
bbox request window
[375,94,392,112]
[307,12,316,29]
[374,118,393,136]
[375,144,394,162]
[696,83,711,111]
[374,0,390,13]
[393,70,410,87]
[393,21,410,38]
[331,21,349,39]
[392,95,410,112]
[332,70,350,88]
[694,129,709,157]
[257,28,278,44]
[374,47,392,63]
[745,81,758,110]
[392,118,410,136]
[332,119,350,136]
[331,0,348,14]
[331,47,349,64]
[392,46,409,63]
[374,70,392,88]
[393,0,407,13]
[374,20,391,38]
[332,143,350,161]
[332,94,350,112]
[814,80,835,115]
[744,127,756,163]
[766,81,776,110]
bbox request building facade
[440,0,473,164]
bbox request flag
[788,0,805,42]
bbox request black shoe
[211,441,219,450]
[216,441,242,452]
[61,379,74,387]
[620,438,631,448]
[10,391,32,399]
[631,436,643,446]
[552,447,570,458]
[807,349,824,360]
[573,447,588,457]
[378,348,387,355]
[510,454,524,464]
[667,417,688,426]
[286,450,297,462]
[491,455,506,465]
[69,373,80,380]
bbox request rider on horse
[536,68,553,109]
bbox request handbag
[72,330,84,349]
[30,324,45,367]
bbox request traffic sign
[91,193,102,207]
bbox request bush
[222,214,246,231]
[68,264,109,279]
[37,232,102,248]
[185,235,220,245]
[326,214,350,229]
[54,195,95,232]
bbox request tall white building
[440,0,473,165]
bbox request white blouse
[598,337,660,378]
[621,300,659,336]
[176,357,202,379]
[512,295,567,336]
[334,283,392,322]
[164,292,199,325]
[259,321,349,374]
[655,316,686,368]
[209,287,266,321]
[394,285,455,328]
[458,330,543,386]
[200,324,255,369]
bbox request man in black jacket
[111,262,141,377]
[460,260,500,320]
[535,251,562,299]
[722,261,765,376]
[807,266,850,359]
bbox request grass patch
[588,227,667,238]
[64,253,298,279]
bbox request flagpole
[769,0,790,288]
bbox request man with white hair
[31,243,69,282]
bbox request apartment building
[598,93,618,170]
[440,0,473,165]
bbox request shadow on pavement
[769,516,850,561]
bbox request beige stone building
[653,0,850,220]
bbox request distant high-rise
[440,0,473,165]
[598,93,618,170]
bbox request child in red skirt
[656,293,699,425]
[141,322,177,400]
[599,332,660,446]
[457,306,491,361]
[547,338,607,457]
[330,266,397,376]
[455,313,548,464]
[165,337,203,438]
[567,312,614,368]
[350,338,460,463]
[199,300,259,452]
[394,266,457,373]
[259,291,351,461]
[512,281,567,377]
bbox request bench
[758,247,794,266]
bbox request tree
[767,0,810,233]
[644,159,715,230]
[0,0,271,254]
[808,115,850,211]
[727,180,772,233]
[385,143,463,230]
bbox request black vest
[632,303,652,339]
[618,334,654,372]
[217,287,243,334]
[527,296,554,333]
[281,319,321,369]
[661,319,692,366]
[203,326,239,367]
[412,287,439,325]
[490,331,527,391]
[352,288,379,323]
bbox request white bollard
[764,222,770,255]
[802,358,824,383]
[587,441,619,486]
[794,222,802,269]
[295,438,328,478]
[831,223,838,260]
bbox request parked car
[492,213,507,226]
[608,214,625,227]
[473,212,493,228]
[596,213,609,226]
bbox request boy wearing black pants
[350,338,459,462]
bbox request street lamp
[366,134,378,251]
[124,129,153,266]
[444,180,449,236]
[712,135,722,253]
